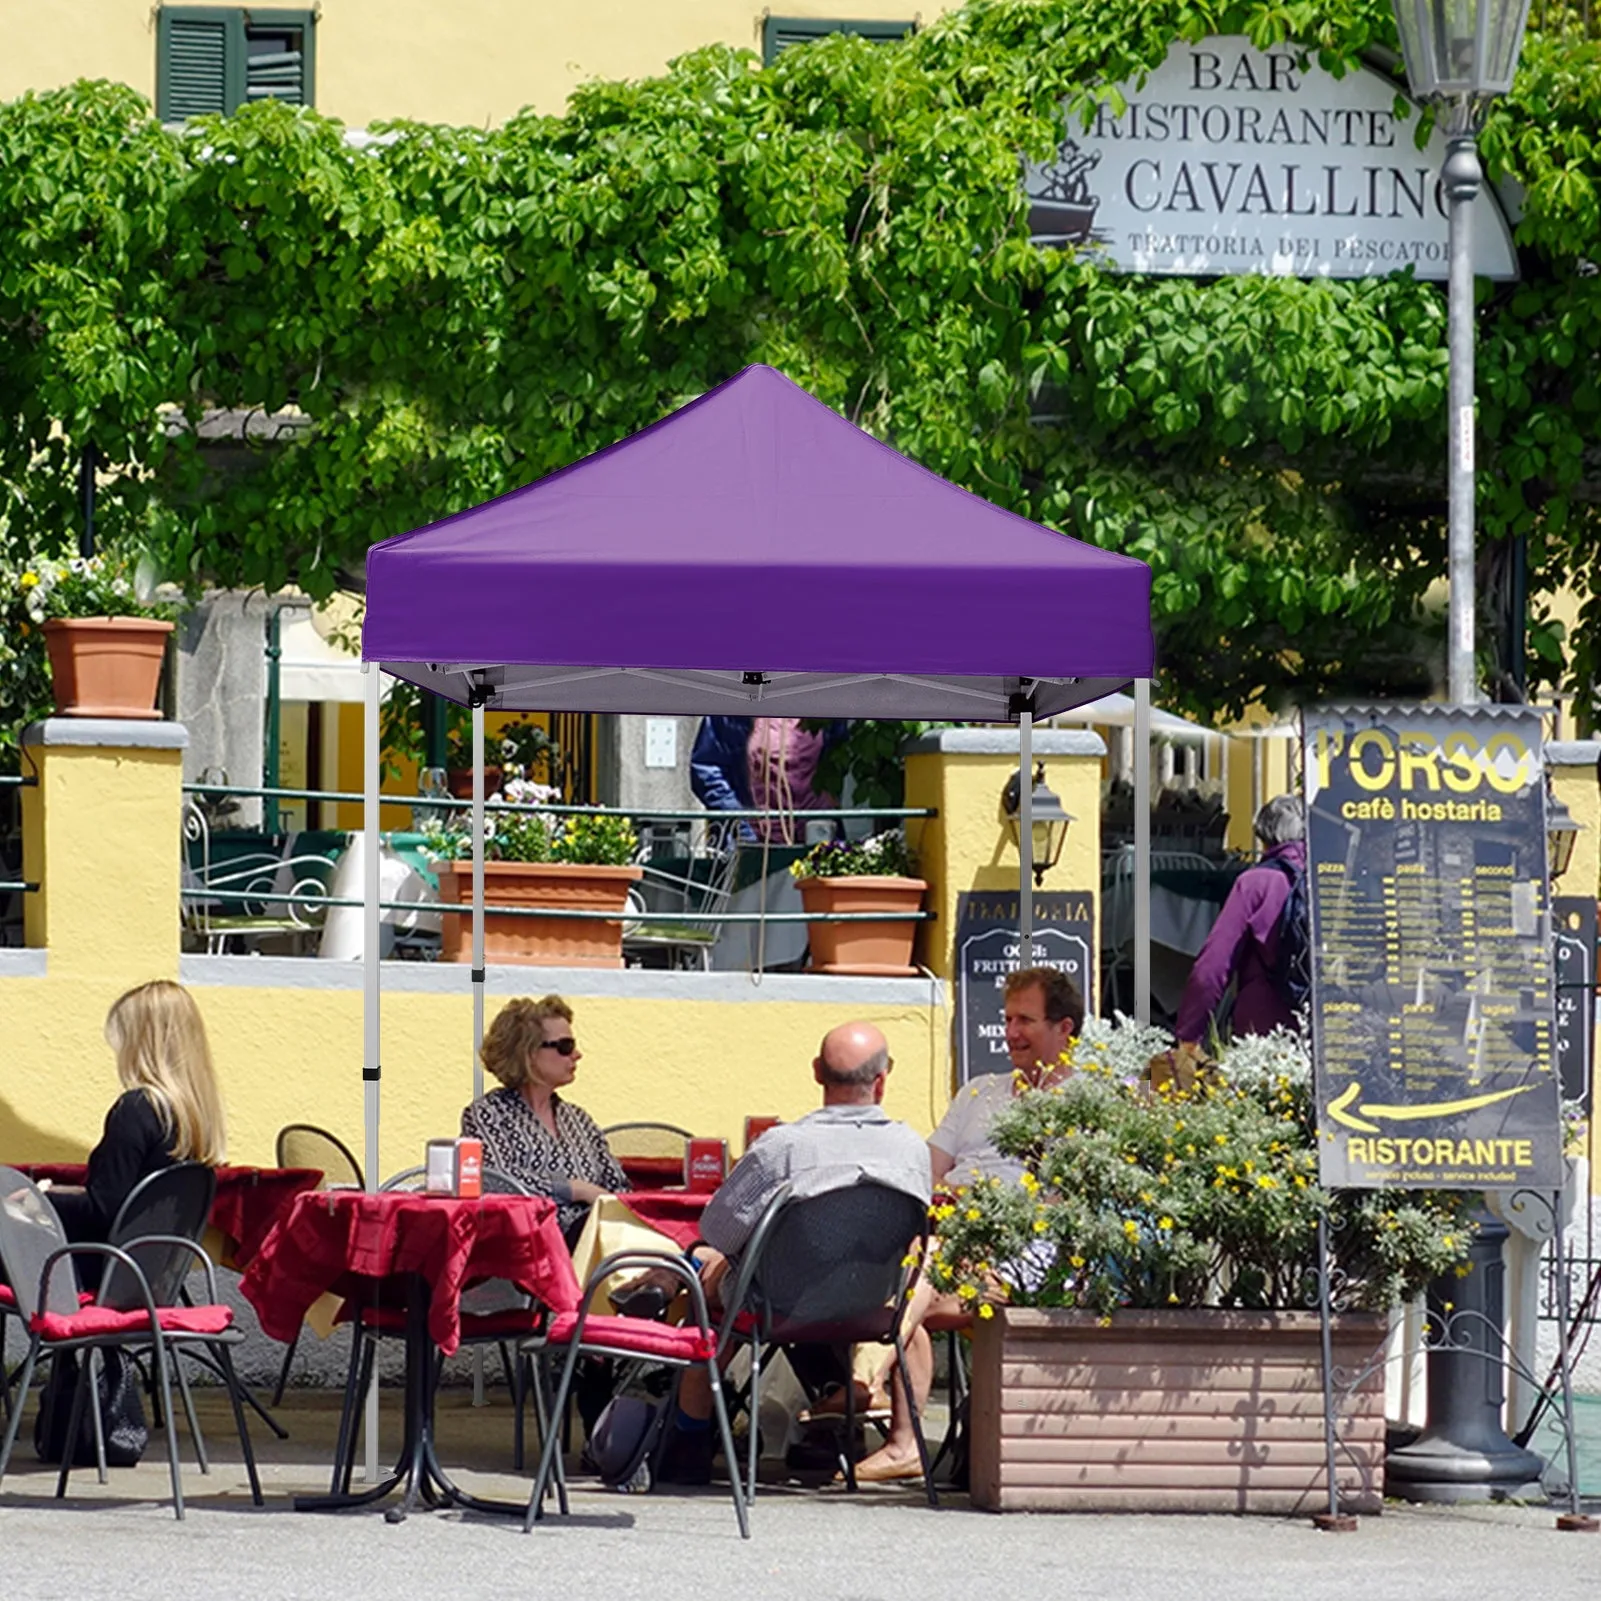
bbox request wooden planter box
[795,874,926,975]
[970,1306,1387,1515]
[436,861,641,968]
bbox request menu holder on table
[743,1116,781,1153]
[684,1137,728,1191]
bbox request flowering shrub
[422,777,637,866]
[925,1021,1475,1318]
[789,826,917,880]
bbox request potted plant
[788,827,927,976]
[8,551,176,720]
[424,777,641,967]
[928,1022,1475,1515]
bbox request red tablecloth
[240,1190,582,1356]
[618,1154,686,1188]
[619,1189,709,1249]
[6,1162,322,1268]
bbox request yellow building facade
[2,715,1103,1174]
[1,1,940,126]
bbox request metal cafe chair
[601,1122,696,1190]
[0,1165,262,1520]
[270,1124,365,1406]
[717,1180,938,1508]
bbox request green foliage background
[1,0,1598,723]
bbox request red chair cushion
[544,1312,714,1363]
[31,1303,235,1341]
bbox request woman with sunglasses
[460,994,628,1243]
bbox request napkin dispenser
[426,1137,483,1198]
[684,1137,728,1191]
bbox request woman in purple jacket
[1175,795,1305,1045]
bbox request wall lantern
[1547,789,1580,882]
[1003,762,1074,887]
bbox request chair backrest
[742,1181,929,1347]
[101,1162,217,1311]
[277,1123,364,1190]
[601,1122,695,1160]
[0,1167,77,1321]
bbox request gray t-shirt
[699,1103,931,1259]
[928,1074,1026,1188]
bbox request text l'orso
[1311,726,1537,822]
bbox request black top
[80,1090,178,1237]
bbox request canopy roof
[364,365,1152,719]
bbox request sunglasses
[537,1037,578,1057]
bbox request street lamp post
[1389,0,1533,706]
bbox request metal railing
[0,775,37,918]
[179,781,936,948]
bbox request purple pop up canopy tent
[365,364,1152,719]
[352,363,1156,1467]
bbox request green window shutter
[762,17,915,65]
[157,8,315,119]
[157,9,243,120]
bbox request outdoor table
[8,1161,322,1269]
[241,1188,580,1521]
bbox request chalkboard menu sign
[954,890,1094,1084]
[1553,895,1596,1115]
[1305,705,1563,1191]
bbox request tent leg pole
[362,662,382,1483]
[1018,710,1033,958]
[1134,678,1152,1026]
[471,699,487,1408]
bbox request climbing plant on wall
[0,0,1597,732]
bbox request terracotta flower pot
[42,617,173,719]
[796,874,927,975]
[436,860,642,967]
[446,766,504,800]
[968,1306,1387,1515]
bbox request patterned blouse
[459,1087,628,1238]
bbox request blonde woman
[49,981,228,1245]
[460,995,627,1244]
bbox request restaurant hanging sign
[1025,36,1519,281]
[1304,705,1563,1191]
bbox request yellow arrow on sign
[1327,1081,1536,1133]
[1328,1083,1378,1132]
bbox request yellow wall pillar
[904,728,1105,983]
[1548,740,1601,904]
[21,718,186,981]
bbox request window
[156,7,316,120]
[761,17,915,65]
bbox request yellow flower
[977,1302,995,1320]
[1257,1176,1277,1190]
[1157,1216,1173,1231]
[19,571,38,588]
[1122,1219,1140,1238]
[1167,1292,1180,1304]
[965,1207,982,1221]
[1069,1255,1085,1269]
[1033,1218,1048,1234]
[957,1283,978,1301]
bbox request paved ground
[3,1391,1601,1601]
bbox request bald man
[658,1021,931,1483]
